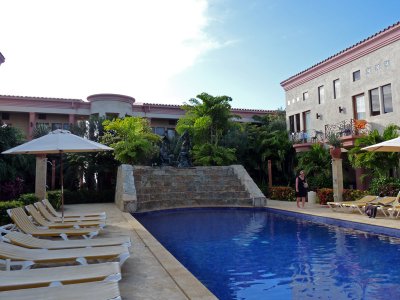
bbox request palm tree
[348,124,400,178]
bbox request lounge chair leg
[60,233,69,240]
[104,272,122,282]
[49,281,63,287]
[76,257,88,265]
[118,252,130,266]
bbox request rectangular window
[369,88,380,116]
[155,127,165,136]
[38,113,47,120]
[167,128,176,139]
[289,115,295,133]
[168,119,177,126]
[353,70,360,81]
[63,123,70,130]
[318,86,324,104]
[295,113,301,132]
[353,94,366,120]
[51,123,62,131]
[382,84,393,113]
[303,111,311,141]
[302,91,309,101]
[333,79,340,99]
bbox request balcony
[290,119,371,152]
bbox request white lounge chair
[1,231,131,250]
[0,281,121,300]
[7,207,99,240]
[25,204,105,229]
[0,241,130,270]
[43,199,106,220]
[0,262,121,291]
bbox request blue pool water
[134,208,400,300]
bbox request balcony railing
[289,119,371,148]
[324,119,371,138]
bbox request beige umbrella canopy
[2,130,113,219]
[361,137,400,152]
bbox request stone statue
[159,135,173,166]
[177,130,192,168]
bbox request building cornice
[280,22,400,91]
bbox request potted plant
[326,132,342,159]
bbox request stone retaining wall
[115,164,266,212]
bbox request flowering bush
[342,189,367,201]
[316,188,334,205]
[268,186,295,201]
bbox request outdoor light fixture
[339,106,345,113]
[316,113,322,119]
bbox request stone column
[28,112,36,140]
[35,155,47,200]
[332,158,343,202]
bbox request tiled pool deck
[64,200,400,299]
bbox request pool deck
[64,200,400,299]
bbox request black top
[296,176,307,197]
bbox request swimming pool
[134,208,400,300]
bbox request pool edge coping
[122,212,218,300]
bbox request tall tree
[176,92,237,166]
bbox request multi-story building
[281,21,400,189]
[0,93,274,140]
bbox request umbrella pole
[60,152,64,222]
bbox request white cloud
[0,0,220,103]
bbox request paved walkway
[64,200,400,299]
[64,203,217,300]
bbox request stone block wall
[115,164,266,212]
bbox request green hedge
[17,193,39,205]
[47,190,62,210]
[0,200,23,225]
[268,186,295,201]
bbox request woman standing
[295,170,308,208]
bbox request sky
[0,0,399,110]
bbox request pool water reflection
[134,208,400,300]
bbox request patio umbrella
[361,137,400,152]
[2,129,113,220]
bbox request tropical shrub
[368,177,400,196]
[316,188,334,205]
[342,189,367,201]
[192,143,236,166]
[47,190,62,209]
[17,193,39,205]
[0,200,23,225]
[268,186,295,201]
[103,116,160,165]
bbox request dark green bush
[17,193,39,205]
[342,189,367,201]
[64,189,114,204]
[47,190,62,209]
[368,177,400,196]
[268,186,295,201]
[0,200,23,225]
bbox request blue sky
[0,0,399,110]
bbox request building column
[355,168,368,190]
[68,114,75,128]
[332,158,343,202]
[28,112,36,140]
[35,155,47,200]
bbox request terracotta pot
[330,147,342,159]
